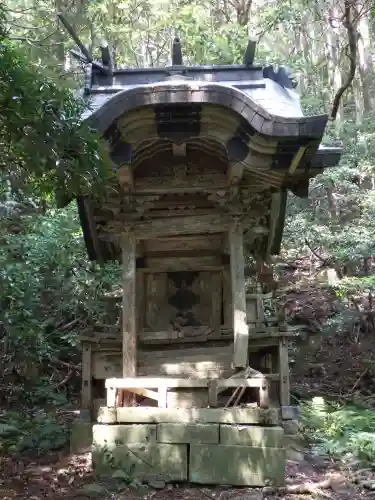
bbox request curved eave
[75,81,343,261]
[83,80,328,140]
[313,145,342,169]
[268,146,343,256]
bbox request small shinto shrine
[68,33,342,487]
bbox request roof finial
[243,37,257,66]
[100,40,113,73]
[172,37,183,66]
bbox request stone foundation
[83,406,286,487]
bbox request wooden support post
[158,382,167,408]
[208,380,218,408]
[279,337,290,406]
[229,219,249,368]
[121,233,137,405]
[136,270,144,332]
[211,272,222,335]
[246,297,257,334]
[222,268,232,327]
[259,379,270,409]
[256,283,265,322]
[106,383,116,408]
[81,342,92,411]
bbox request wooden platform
[82,322,295,412]
[105,375,274,409]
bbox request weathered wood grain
[210,272,222,334]
[222,268,232,326]
[134,174,227,193]
[144,235,223,253]
[227,162,244,185]
[136,271,144,332]
[144,255,222,271]
[229,220,249,368]
[121,235,137,378]
[81,342,92,410]
[279,337,290,406]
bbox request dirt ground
[0,448,373,500]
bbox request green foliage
[0,205,122,454]
[0,205,121,405]
[0,410,70,455]
[0,5,109,203]
[301,398,375,465]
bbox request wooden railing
[104,374,279,409]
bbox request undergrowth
[301,397,375,466]
[0,408,70,456]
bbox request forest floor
[279,257,375,404]
[0,446,373,500]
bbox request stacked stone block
[89,407,286,486]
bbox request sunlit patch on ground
[0,448,372,500]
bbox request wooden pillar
[136,271,144,332]
[279,337,291,406]
[81,342,92,411]
[122,233,137,379]
[229,219,249,368]
[210,272,222,334]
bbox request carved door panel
[143,270,224,333]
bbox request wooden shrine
[64,30,342,487]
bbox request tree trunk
[355,8,373,115]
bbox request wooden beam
[217,367,263,396]
[134,174,227,193]
[144,235,224,253]
[216,378,270,388]
[121,234,137,379]
[139,265,225,273]
[104,377,274,390]
[106,385,159,408]
[117,165,133,191]
[134,388,159,400]
[144,255,222,272]
[227,162,244,185]
[134,214,229,238]
[103,214,230,239]
[105,378,211,389]
[266,191,281,258]
[229,220,249,368]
